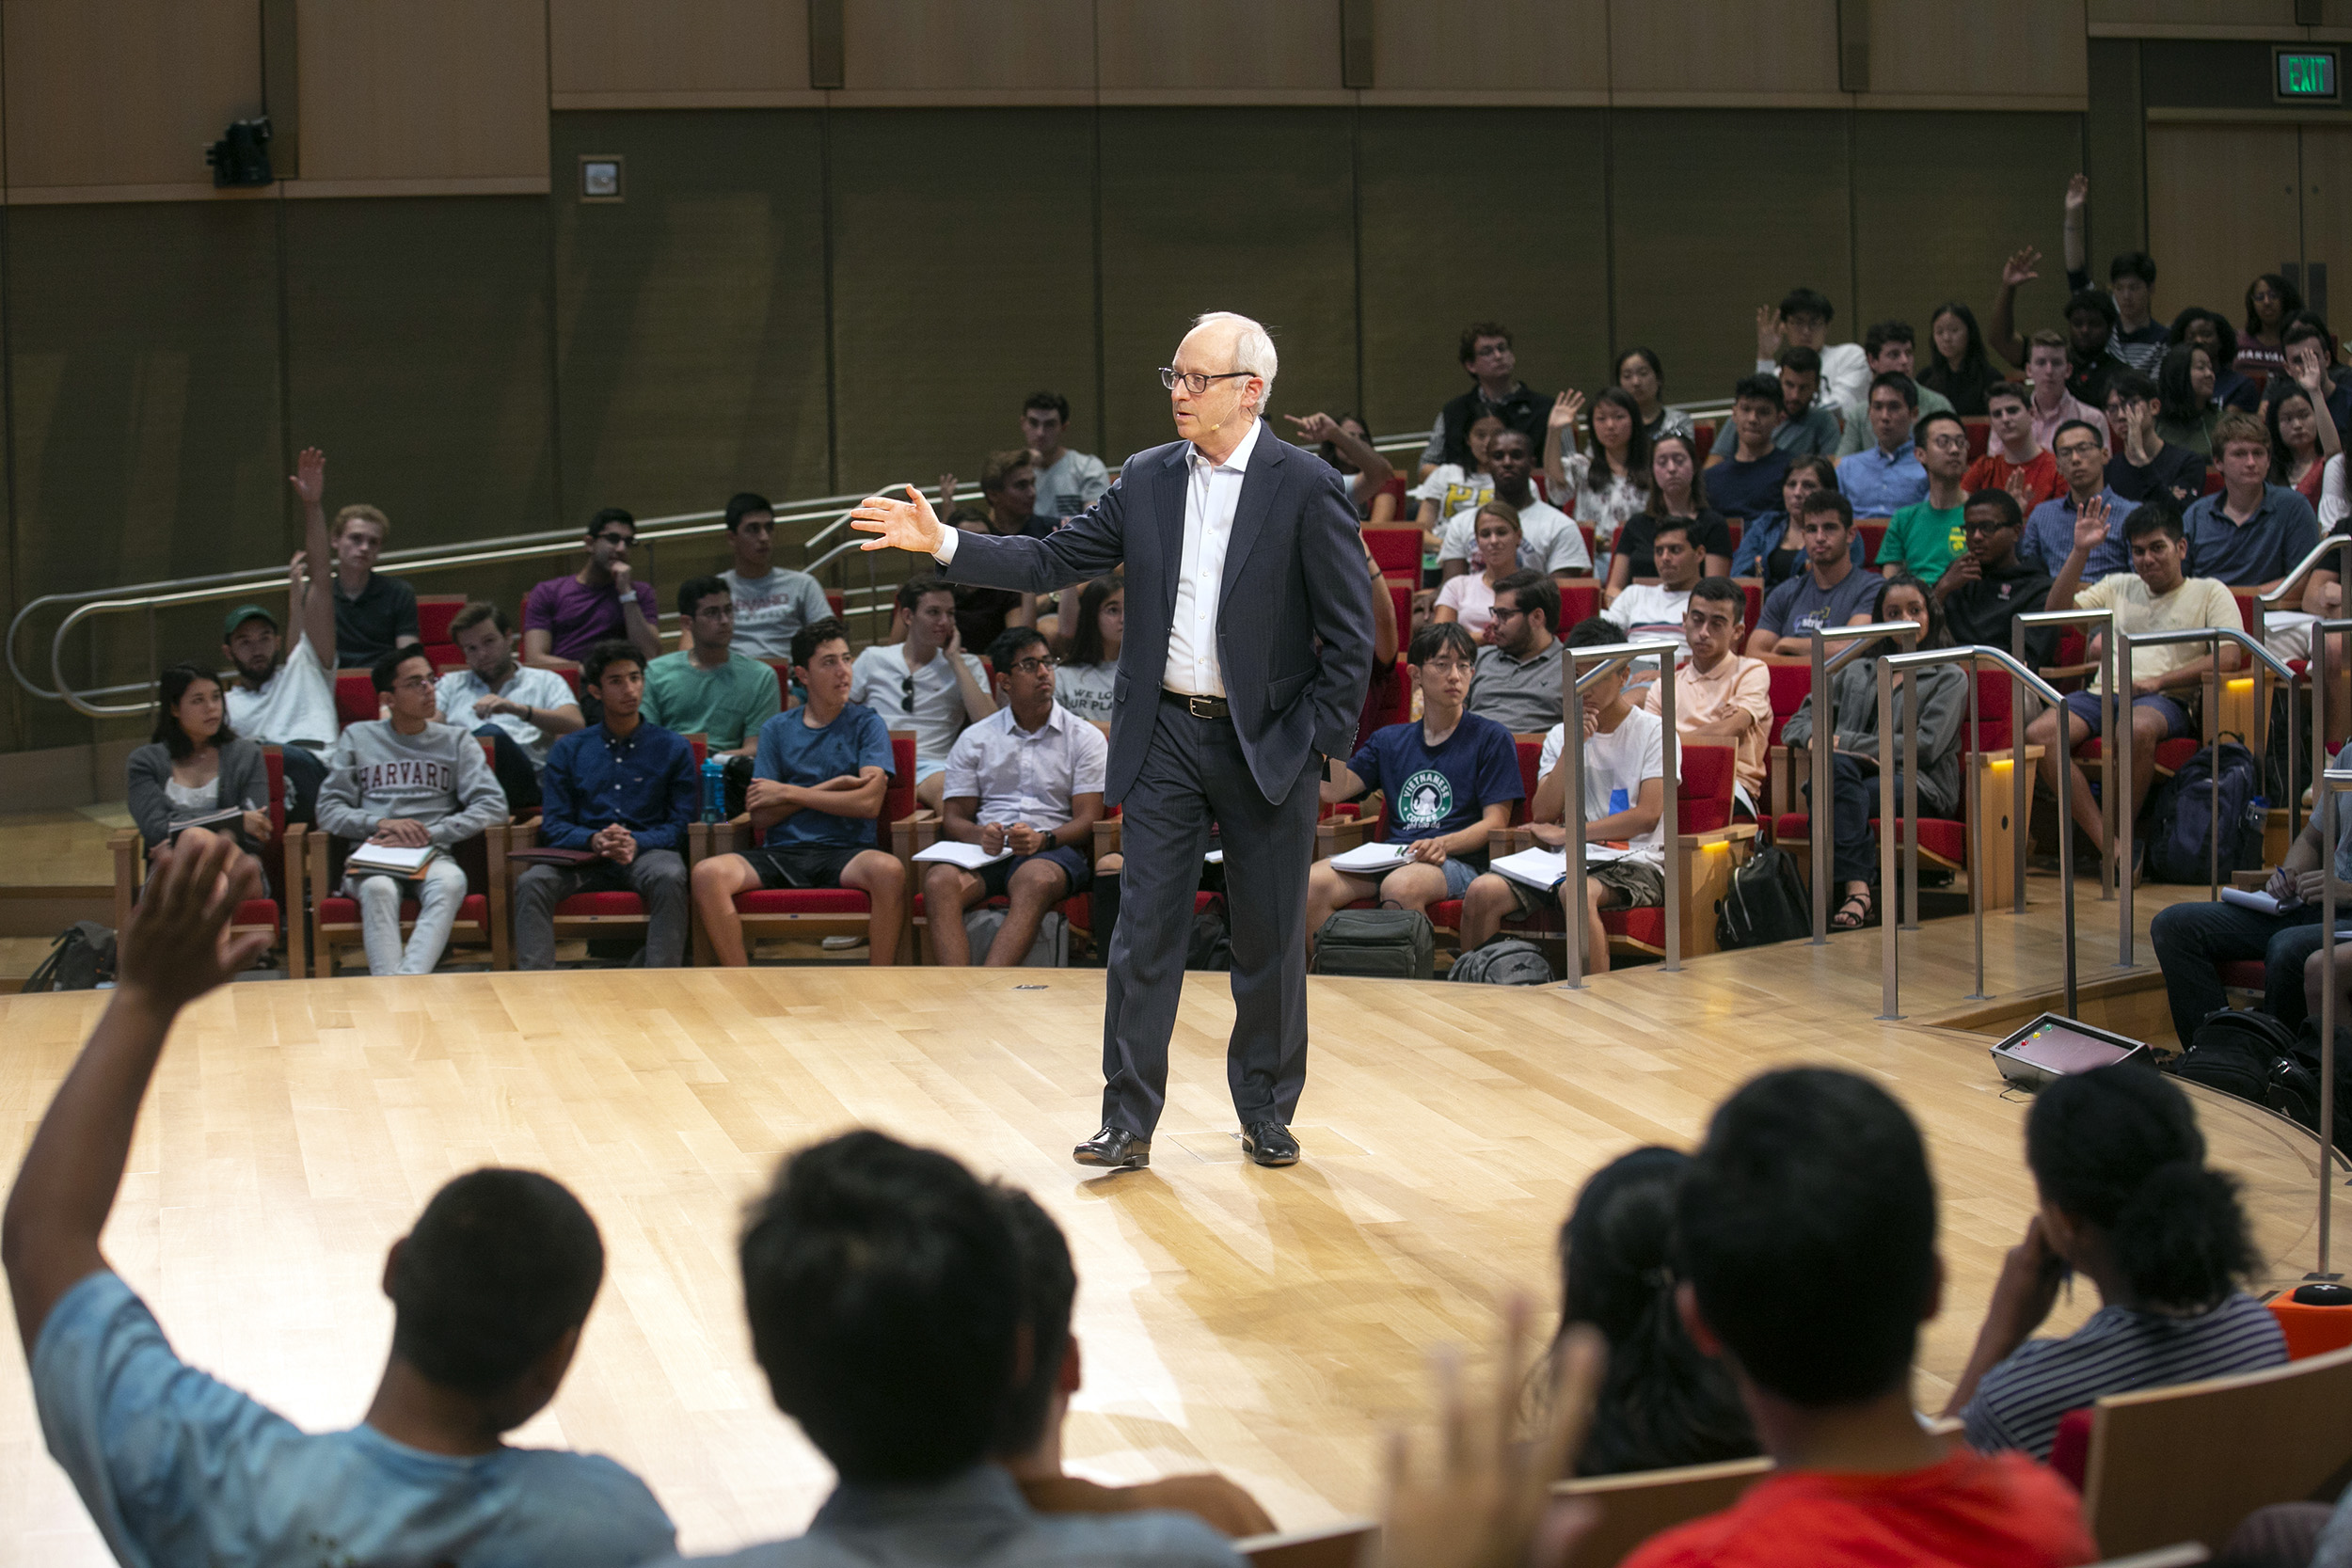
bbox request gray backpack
[1448,934,1553,985]
[1311,908,1436,979]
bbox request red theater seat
[309,738,508,974]
[1364,526,1422,579]
[112,745,302,975]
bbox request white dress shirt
[940,701,1109,832]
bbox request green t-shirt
[640,649,783,749]
[1878,499,1967,583]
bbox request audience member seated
[1619,1068,2097,1568]
[721,492,832,661]
[1962,383,2064,512]
[2154,341,2222,458]
[1645,579,1770,816]
[1834,372,1928,520]
[992,1189,1274,1535]
[2022,328,2108,451]
[642,576,784,756]
[851,576,995,812]
[1780,578,1963,931]
[2172,305,2263,412]
[326,501,419,670]
[2102,368,2207,509]
[1746,488,1879,656]
[1918,300,2008,416]
[524,508,662,670]
[1755,288,1870,420]
[924,627,1106,967]
[1702,373,1794,522]
[2026,499,2239,872]
[1023,390,1110,520]
[1935,490,2057,667]
[694,618,901,970]
[2061,289,2127,407]
[1287,410,1399,522]
[318,648,508,976]
[945,502,1037,653]
[2184,413,2326,643]
[2239,272,2301,382]
[1608,434,1731,596]
[2271,379,2340,511]
[1619,344,1696,446]
[2265,317,2352,447]
[1877,410,1972,582]
[1730,456,1859,593]
[2020,419,2131,578]
[1457,618,1666,974]
[946,448,1057,541]
[2150,748,2352,1045]
[435,601,581,813]
[513,641,694,971]
[1544,388,1653,562]
[127,662,271,882]
[1411,408,1503,532]
[1601,517,1703,674]
[1054,576,1121,727]
[1772,345,1843,456]
[2064,199,2168,376]
[1466,571,1566,735]
[1547,1148,1757,1478]
[1834,323,1955,457]
[1310,622,1520,942]
[1943,1063,2285,1460]
[223,446,337,824]
[1436,428,1586,579]
[676,1129,1239,1566]
[1433,502,1525,640]
[1,830,675,1568]
[1415,321,1548,481]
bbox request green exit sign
[2278,48,2340,102]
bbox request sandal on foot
[1831,888,1874,930]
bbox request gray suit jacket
[944,428,1375,805]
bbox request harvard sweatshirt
[317,719,508,847]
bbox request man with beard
[221,445,338,823]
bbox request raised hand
[2073,495,2111,557]
[2064,173,2089,213]
[850,485,949,556]
[288,446,326,509]
[1549,390,1586,432]
[2001,246,2042,289]
[1284,412,1341,444]
[287,549,309,596]
[2004,469,2033,508]
[1755,304,1784,358]
[937,472,957,514]
[118,829,271,1009]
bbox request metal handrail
[1801,622,1919,942]
[1555,638,1682,988]
[2013,608,2120,937]
[2257,531,2352,610]
[1876,645,2078,1020]
[2313,768,2352,1281]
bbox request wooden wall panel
[1096,109,1359,460]
[1095,0,1347,99]
[2089,0,2299,29]
[2146,123,2301,323]
[1609,110,1851,403]
[827,110,1098,487]
[1865,0,2087,103]
[294,0,549,183]
[551,112,834,531]
[838,0,1096,96]
[1356,108,1610,439]
[1851,113,2085,356]
[1608,0,1841,103]
[549,0,813,104]
[2085,36,2147,262]
[1367,0,1607,99]
[3,0,261,191]
[2294,125,2352,323]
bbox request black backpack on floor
[1717,846,1811,949]
[23,921,116,992]
[2172,1006,2303,1114]
[1311,908,1436,979]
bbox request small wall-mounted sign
[2277,48,2340,103]
[579,155,625,203]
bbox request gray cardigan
[126,738,269,853]
[1778,658,1970,818]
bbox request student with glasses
[849,576,994,813]
[523,508,662,672]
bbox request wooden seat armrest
[1315,815,1375,859]
[1092,816,1122,862]
[2042,662,2098,679]
[1679,822,1761,850]
[110,828,140,934]
[307,819,332,895]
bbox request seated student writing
[1943,1063,2285,1461]
[3,831,675,1568]
[992,1189,1275,1536]
[1308,622,1523,949]
[1621,1067,2097,1568]
[924,627,1108,967]
[1456,617,1668,975]
[671,1130,1240,1566]
[693,617,905,968]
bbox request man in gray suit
[851,311,1375,1170]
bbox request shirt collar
[1009,701,1069,739]
[1192,413,1266,474]
[813,1464,1028,1531]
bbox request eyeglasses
[1962,518,2014,536]
[1160,367,1252,395]
[1490,605,1528,622]
[1009,656,1057,675]
[593,532,632,547]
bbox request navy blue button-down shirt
[540,719,696,853]
[2183,483,2321,588]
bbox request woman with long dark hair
[2268,382,2338,507]
[1615,346,1693,445]
[1542,1148,1757,1478]
[1944,1062,2285,1460]
[2171,305,2260,411]
[1543,386,1653,562]
[1605,433,1730,598]
[2154,342,2221,457]
[2241,272,2304,381]
[1052,575,1121,726]
[1918,301,2005,415]
[127,662,271,880]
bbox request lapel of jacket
[1155,444,1189,623]
[1217,426,1282,611]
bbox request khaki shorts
[1506,856,1665,918]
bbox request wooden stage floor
[1,884,2339,1564]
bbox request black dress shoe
[1073,1126,1151,1169]
[1240,1120,1299,1167]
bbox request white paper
[2220,886,2282,915]
[1327,840,1413,874]
[913,840,1016,869]
[1488,844,1635,892]
[345,842,437,876]
[1205,849,1225,864]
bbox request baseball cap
[222,604,278,639]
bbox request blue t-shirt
[753,702,894,849]
[1758,565,1883,641]
[33,1270,676,1568]
[1705,447,1791,522]
[1347,712,1524,846]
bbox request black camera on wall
[205,118,274,187]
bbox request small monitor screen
[2004,1021,2137,1077]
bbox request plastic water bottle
[701,756,726,823]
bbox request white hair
[1190,310,1278,409]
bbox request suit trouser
[513,851,689,970]
[1104,694,1319,1137]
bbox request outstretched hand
[2073,495,2111,556]
[119,828,270,1012]
[850,485,948,556]
[2001,246,2042,289]
[1549,390,1586,432]
[2064,173,2090,213]
[288,446,326,509]
[1285,412,1342,444]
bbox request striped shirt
[1963,1292,2286,1459]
